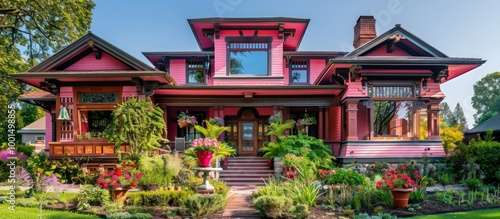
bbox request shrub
[290,204,310,219]
[127,189,193,206]
[253,195,292,218]
[328,168,366,186]
[254,178,286,198]
[106,212,153,219]
[469,139,500,184]
[365,162,390,179]
[77,184,110,210]
[288,181,321,207]
[180,193,227,217]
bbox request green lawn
[0,203,100,219]
[409,208,500,219]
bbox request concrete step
[225,166,271,170]
[225,181,267,186]
[227,161,269,166]
[220,174,274,178]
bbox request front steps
[219,157,273,186]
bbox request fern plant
[104,97,168,164]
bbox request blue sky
[90,0,500,127]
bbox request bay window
[226,37,271,76]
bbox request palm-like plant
[194,120,230,139]
[262,119,296,159]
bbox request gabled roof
[346,25,448,58]
[188,17,310,51]
[465,113,500,134]
[29,32,155,72]
[18,116,46,133]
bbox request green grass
[0,203,100,219]
[409,208,500,219]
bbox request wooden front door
[238,121,258,156]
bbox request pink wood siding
[328,106,342,156]
[365,45,411,56]
[45,112,52,149]
[122,86,138,100]
[213,30,284,85]
[357,102,369,140]
[338,143,446,158]
[169,59,186,84]
[283,59,289,84]
[310,59,326,84]
[65,53,132,71]
[420,80,443,98]
[341,80,368,99]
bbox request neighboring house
[13,16,485,168]
[464,113,500,140]
[18,116,46,153]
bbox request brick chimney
[353,16,376,48]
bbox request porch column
[214,106,219,118]
[427,101,441,140]
[218,106,225,141]
[345,99,359,140]
[162,106,168,138]
[324,107,329,141]
[318,107,324,139]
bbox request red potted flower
[376,169,416,208]
[191,137,220,167]
[96,163,144,204]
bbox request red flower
[402,166,408,171]
[131,182,137,187]
[116,168,123,177]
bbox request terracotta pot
[284,166,298,180]
[391,188,413,208]
[178,121,187,128]
[196,150,213,167]
[112,188,129,204]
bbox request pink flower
[124,174,131,180]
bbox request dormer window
[226,37,271,76]
[290,60,309,83]
[187,60,205,84]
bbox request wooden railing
[49,140,130,157]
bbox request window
[35,135,45,143]
[74,87,121,140]
[227,39,271,76]
[290,60,308,83]
[368,84,419,139]
[187,60,205,83]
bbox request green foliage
[254,178,286,197]
[290,204,311,219]
[365,162,391,179]
[374,187,393,207]
[472,72,500,123]
[179,193,227,217]
[212,180,230,198]
[26,152,82,184]
[0,203,101,218]
[287,181,321,207]
[0,102,44,145]
[103,201,123,214]
[104,97,168,164]
[448,103,468,131]
[353,212,397,219]
[440,121,465,155]
[1,1,95,140]
[139,153,183,189]
[106,212,152,219]
[194,119,230,139]
[328,168,366,186]
[77,185,110,210]
[468,137,500,184]
[253,195,292,218]
[127,189,193,206]
[261,119,296,159]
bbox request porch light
[422,79,428,91]
[57,105,71,120]
[244,92,254,98]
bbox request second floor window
[227,40,270,76]
[187,60,205,83]
[290,60,308,83]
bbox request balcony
[49,140,130,157]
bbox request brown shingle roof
[18,116,46,133]
[19,90,55,100]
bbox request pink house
[14,16,485,170]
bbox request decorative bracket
[349,65,362,82]
[433,67,449,82]
[40,79,60,95]
[387,33,406,53]
[87,40,102,59]
[132,77,160,96]
[214,23,220,39]
[278,23,284,39]
[156,56,169,72]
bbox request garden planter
[391,188,413,208]
[112,188,129,204]
[284,166,298,180]
[196,150,213,167]
[178,121,194,128]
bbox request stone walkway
[222,186,260,219]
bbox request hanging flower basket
[177,112,198,128]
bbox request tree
[476,96,500,125]
[440,102,453,126]
[103,97,168,164]
[472,72,500,124]
[1,0,95,141]
[451,103,468,131]
[440,120,464,155]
